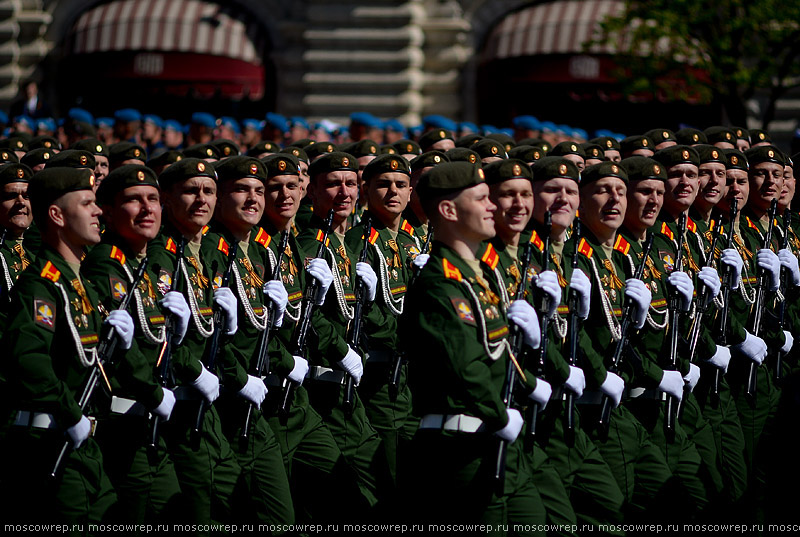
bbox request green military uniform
[0,163,35,299]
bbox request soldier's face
[737,138,750,152]
[721,169,749,214]
[490,178,533,237]
[164,177,217,232]
[450,183,497,242]
[631,148,654,158]
[564,154,585,172]
[625,179,664,232]
[579,177,627,237]
[106,185,161,245]
[298,161,310,197]
[664,163,699,214]
[55,189,102,246]
[367,172,410,225]
[533,178,579,235]
[94,156,109,186]
[0,182,31,236]
[430,139,455,152]
[780,165,795,210]
[713,141,736,150]
[748,162,783,213]
[216,177,265,235]
[604,149,621,162]
[697,162,727,209]
[264,175,301,226]
[308,170,358,223]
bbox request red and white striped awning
[68,0,264,65]
[482,0,624,61]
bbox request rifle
[191,242,238,443]
[775,208,792,381]
[746,198,778,399]
[147,238,186,451]
[597,233,654,434]
[343,214,372,414]
[279,209,335,419]
[0,228,9,302]
[494,214,538,483]
[51,258,148,478]
[241,230,290,440]
[714,198,739,402]
[524,211,552,451]
[687,212,723,362]
[664,213,688,441]
[564,218,582,443]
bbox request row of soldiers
[0,123,797,536]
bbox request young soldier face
[748,161,784,213]
[563,154,585,172]
[94,156,110,187]
[163,176,217,232]
[624,179,665,232]
[264,175,301,225]
[579,177,627,237]
[215,177,265,235]
[308,170,358,223]
[442,183,497,243]
[721,169,749,215]
[105,185,161,244]
[737,138,750,152]
[0,182,32,235]
[366,172,410,225]
[532,178,579,235]
[697,162,728,210]
[780,165,796,210]
[298,160,310,198]
[55,189,102,246]
[490,178,533,237]
[604,149,622,163]
[663,163,699,214]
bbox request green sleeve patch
[33,298,56,331]
[450,297,476,326]
[109,276,128,301]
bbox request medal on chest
[336,245,351,287]
[600,259,624,303]
[472,274,501,320]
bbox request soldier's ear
[439,199,458,222]
[48,203,65,229]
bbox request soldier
[72,138,111,186]
[418,129,455,153]
[590,136,622,162]
[0,162,34,298]
[645,129,678,150]
[620,135,655,159]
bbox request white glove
[624,278,652,329]
[528,378,552,410]
[569,269,591,320]
[683,363,701,392]
[161,291,190,344]
[412,253,430,270]
[600,371,625,408]
[507,300,541,349]
[306,258,333,305]
[192,366,220,403]
[757,249,781,291]
[213,287,238,335]
[778,249,800,286]
[697,266,722,301]
[106,310,135,350]
[659,370,685,400]
[707,345,731,373]
[494,408,523,443]
[565,365,585,398]
[720,249,743,289]
[263,280,288,327]
[338,346,363,385]
[782,330,794,354]
[732,330,768,365]
[356,262,377,302]
[667,271,694,312]
[238,374,268,407]
[67,415,92,449]
[534,270,562,318]
[152,388,176,420]
[288,355,310,384]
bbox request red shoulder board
[709,219,717,231]
[578,238,593,259]
[401,220,414,236]
[315,229,330,246]
[613,234,630,255]
[368,227,380,245]
[40,261,61,283]
[202,225,210,236]
[217,237,229,255]
[529,231,544,252]
[442,258,463,281]
[686,216,697,233]
[254,228,271,248]
[110,245,126,266]
[481,243,499,270]
[166,238,177,254]
[660,221,674,241]
[746,216,758,230]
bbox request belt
[627,387,666,401]
[366,349,393,364]
[13,411,57,429]
[110,396,149,417]
[575,390,604,405]
[309,366,346,384]
[418,414,486,433]
[173,386,202,401]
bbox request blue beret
[115,108,142,122]
[499,128,514,138]
[481,124,498,135]
[540,121,556,133]
[96,117,114,128]
[422,115,458,132]
[459,121,479,133]
[265,112,288,132]
[0,110,8,124]
[288,116,309,130]
[242,118,262,130]
[163,119,182,132]
[513,116,540,130]
[219,116,241,134]
[143,114,163,128]
[15,115,35,130]
[572,128,588,139]
[350,112,379,128]
[37,118,56,132]
[191,112,216,128]
[383,118,406,134]
[69,108,94,124]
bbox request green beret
[703,126,737,145]
[732,126,750,142]
[723,148,748,171]
[620,156,666,182]
[531,156,580,183]
[341,139,379,158]
[486,133,516,153]
[262,153,300,178]
[410,151,449,172]
[210,139,240,158]
[379,145,397,155]
[0,137,28,152]
[419,129,455,151]
[581,143,606,161]
[455,134,484,148]
[30,166,96,207]
[750,129,771,144]
[214,155,267,183]
[675,128,707,145]
[45,149,96,170]
[0,149,18,163]
[158,157,217,189]
[28,135,61,151]
[246,141,279,157]
[109,141,147,164]
[471,138,507,159]
[72,138,109,157]
[445,147,480,164]
[20,148,54,168]
[392,139,422,156]
[304,142,337,161]
[581,161,628,186]
[508,145,546,163]
[653,145,699,168]
[483,158,532,185]
[279,146,309,163]
[644,129,677,145]
[363,153,411,182]
[0,162,33,184]
[695,144,726,165]
[745,145,785,167]
[183,143,220,160]
[415,161,484,199]
[548,141,585,158]
[589,136,621,151]
[147,150,183,170]
[288,139,314,149]
[620,135,655,155]
[308,151,359,178]
[96,164,159,205]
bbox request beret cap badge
[16,168,24,178]
[606,140,612,148]
[731,156,739,164]
[197,162,205,172]
[137,170,145,181]
[278,160,286,172]
[654,165,661,174]
[434,155,441,163]
[513,164,522,175]
[133,149,141,157]
[478,168,485,180]
[251,163,259,174]
[390,159,399,170]
[642,139,649,146]
[682,150,690,160]
[559,164,567,175]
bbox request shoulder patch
[530,231,544,252]
[442,258,462,281]
[659,250,675,272]
[686,216,697,234]
[660,221,674,241]
[109,276,128,301]
[401,220,415,236]
[202,225,210,235]
[613,234,630,255]
[217,237,229,255]
[165,238,177,254]
[157,269,173,295]
[40,261,61,283]
[367,227,379,245]
[33,298,56,331]
[481,243,499,270]
[578,238,593,258]
[254,227,271,248]
[450,297,476,326]
[746,216,759,230]
[109,246,126,266]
